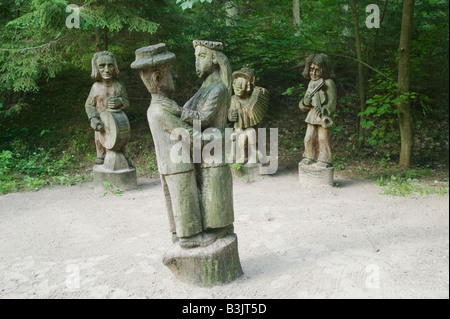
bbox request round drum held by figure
[98,109,131,151]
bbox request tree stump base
[231,162,260,178]
[298,161,334,187]
[93,165,137,191]
[163,233,243,287]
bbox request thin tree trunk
[95,28,102,52]
[225,1,238,26]
[350,0,366,149]
[397,0,415,168]
[293,0,300,26]
[104,27,108,51]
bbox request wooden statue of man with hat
[131,43,207,249]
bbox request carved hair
[208,48,233,108]
[91,51,120,81]
[302,53,335,80]
[139,63,171,94]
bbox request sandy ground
[0,169,448,299]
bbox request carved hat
[193,40,223,52]
[232,66,255,82]
[131,43,175,70]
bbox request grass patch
[0,148,88,194]
[376,174,449,197]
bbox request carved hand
[108,97,122,109]
[299,100,311,112]
[229,109,239,122]
[303,94,312,106]
[90,117,104,132]
[162,98,182,116]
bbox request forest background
[0,0,448,196]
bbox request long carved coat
[180,73,234,230]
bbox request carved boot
[315,161,332,168]
[200,224,235,247]
[300,158,314,165]
[178,232,204,249]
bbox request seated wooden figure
[228,66,269,163]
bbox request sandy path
[0,170,448,299]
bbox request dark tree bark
[350,0,366,149]
[397,0,415,168]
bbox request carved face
[161,68,175,93]
[97,55,116,80]
[233,76,251,98]
[195,46,215,79]
[139,64,174,95]
[309,63,321,81]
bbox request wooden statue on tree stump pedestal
[131,42,242,287]
[85,51,137,191]
[298,53,337,187]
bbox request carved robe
[181,74,234,230]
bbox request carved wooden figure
[134,41,242,286]
[299,53,337,167]
[228,66,269,162]
[85,51,130,166]
[86,51,136,190]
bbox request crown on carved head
[193,40,223,51]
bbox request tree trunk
[95,28,102,52]
[225,1,238,26]
[350,0,366,150]
[104,27,108,51]
[293,0,300,26]
[397,0,415,168]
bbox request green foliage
[79,2,159,33]
[0,0,161,112]
[376,174,449,197]
[359,65,400,149]
[176,0,213,11]
[0,148,86,194]
[282,83,305,98]
[0,0,448,195]
[100,181,123,197]
[230,162,242,171]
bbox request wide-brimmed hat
[232,66,255,82]
[131,43,175,69]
